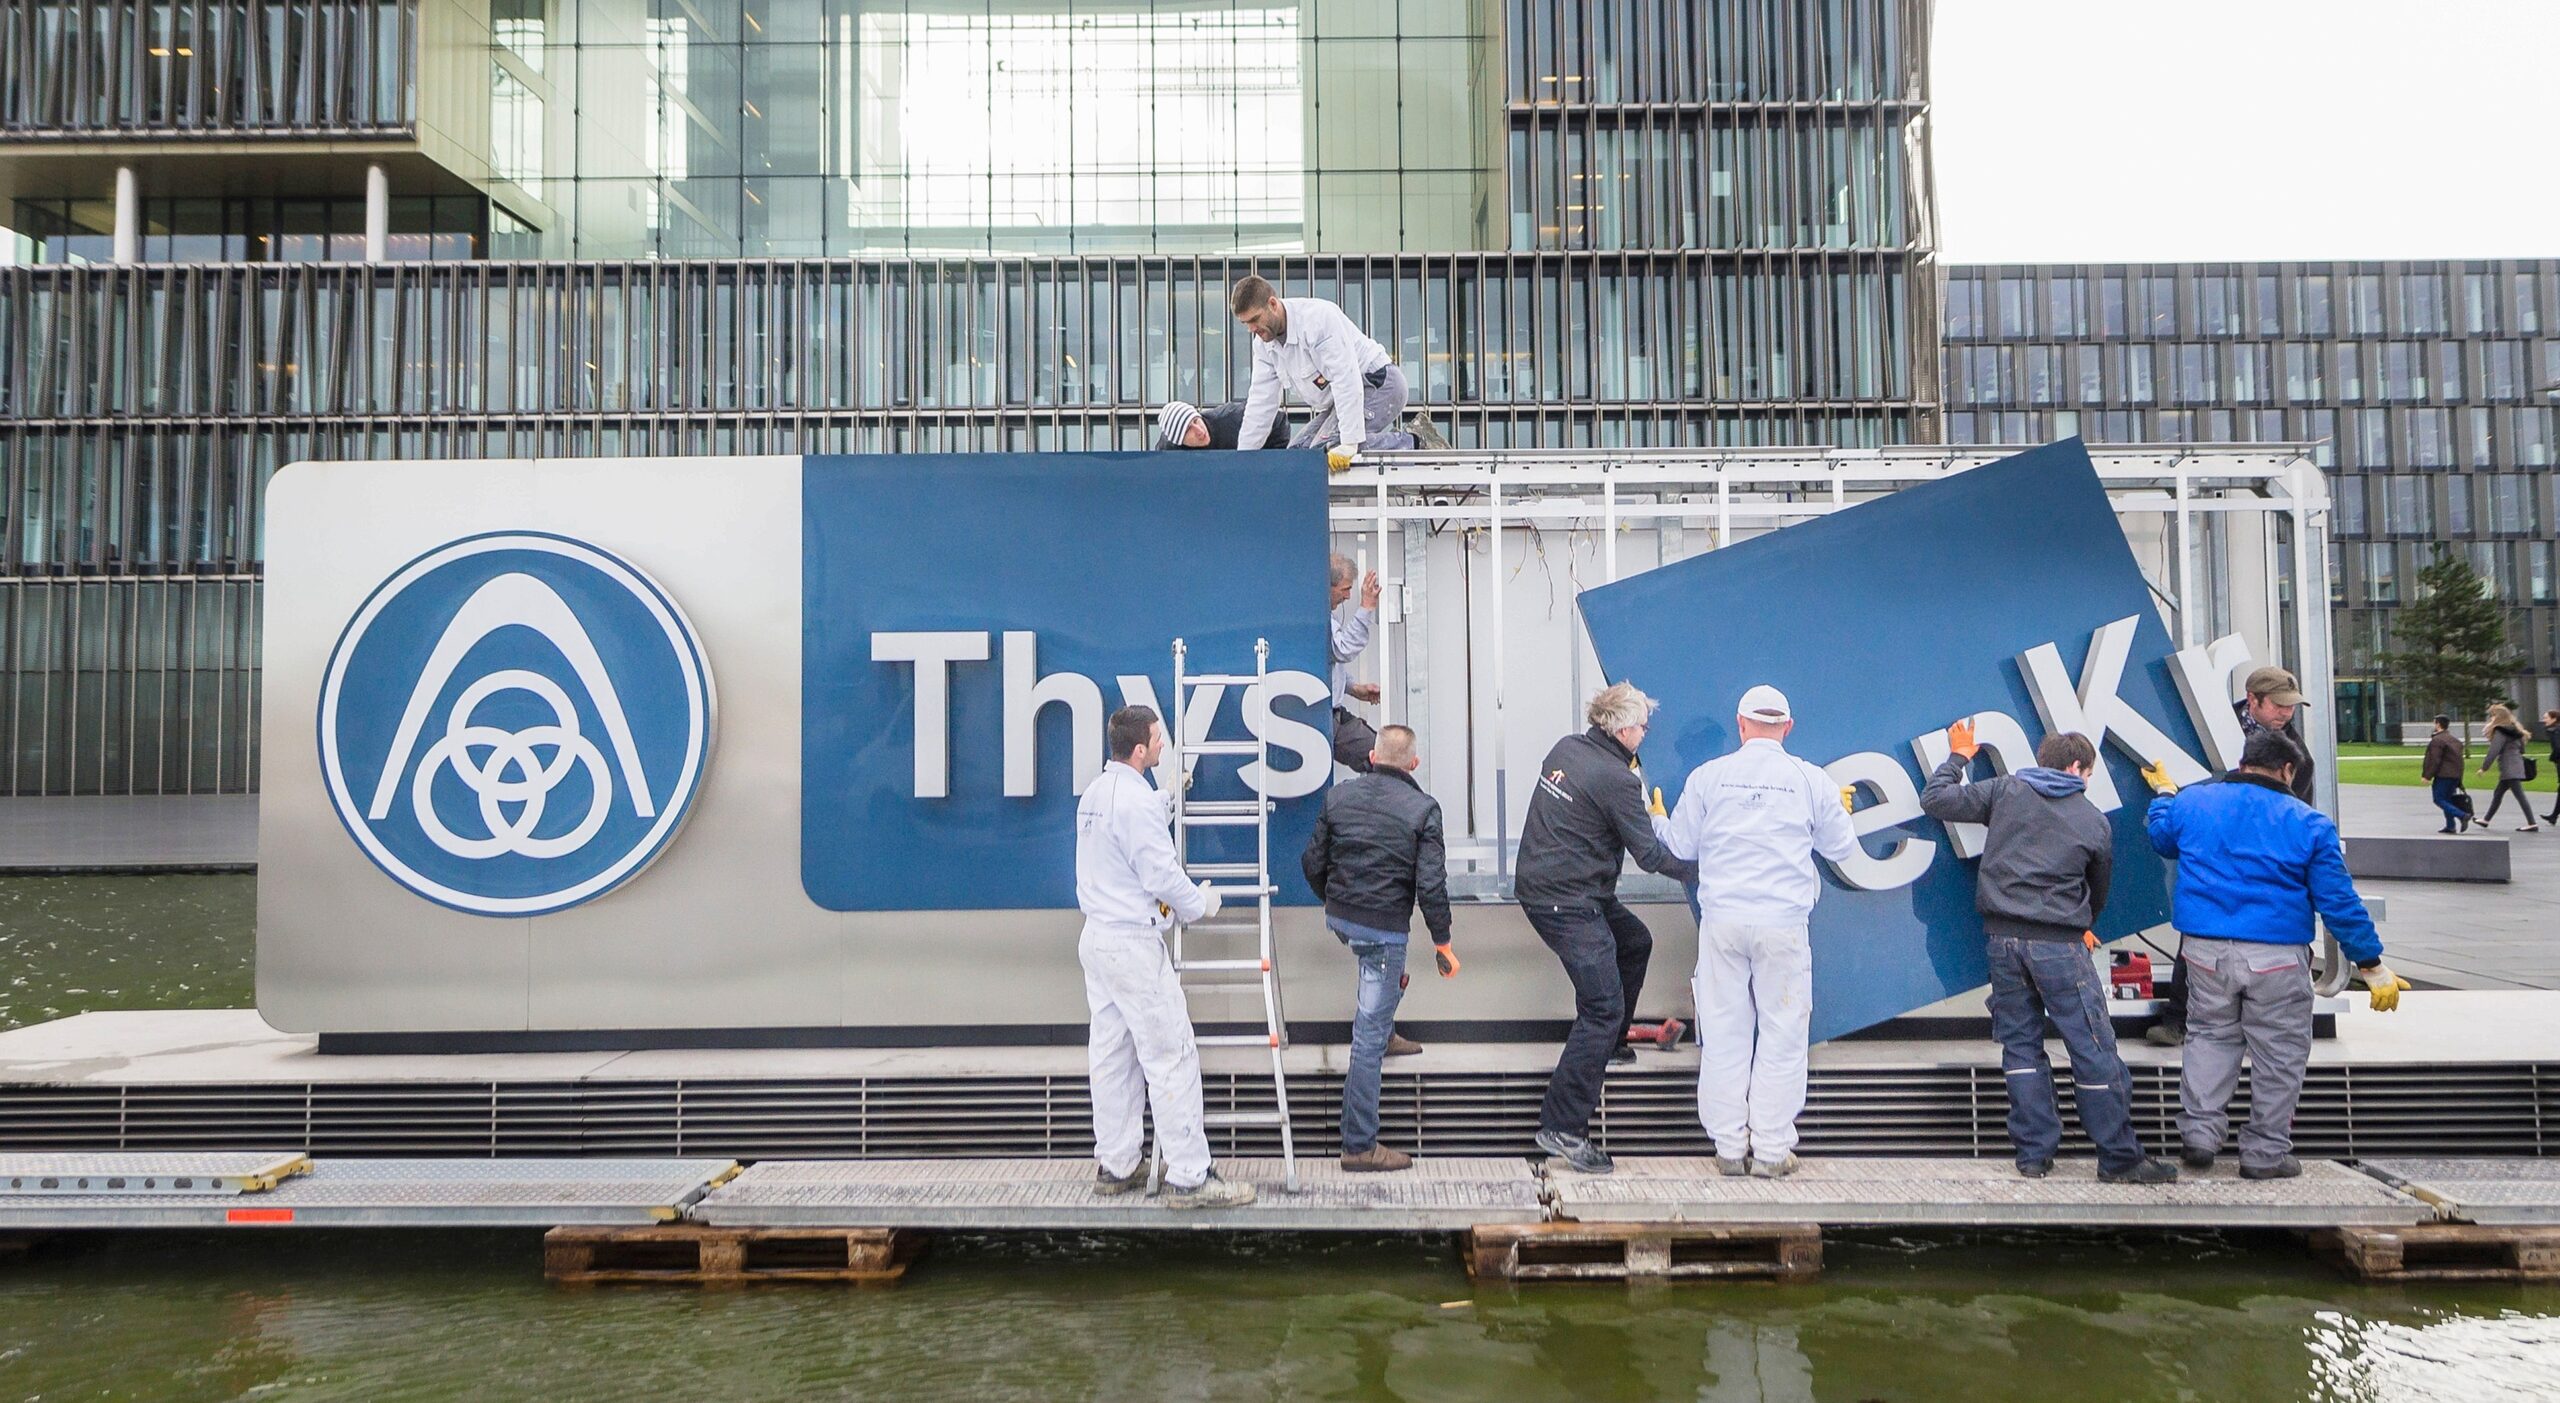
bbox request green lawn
[2335,739,2558,791]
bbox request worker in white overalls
[1075,703,1258,1209]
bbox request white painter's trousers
[1694,918,1814,1163]
[1081,920,1212,1188]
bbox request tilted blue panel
[1575,439,2210,1040]
[802,452,1334,911]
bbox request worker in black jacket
[1514,681,1700,1175]
[1302,723,1457,1173]
[1155,399,1291,451]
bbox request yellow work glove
[1946,718,1978,761]
[2358,963,2410,1013]
[1434,943,1461,978]
[1327,444,1355,473]
[1840,785,1857,814]
[2139,761,2179,796]
[1649,786,1668,818]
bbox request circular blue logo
[318,532,715,916]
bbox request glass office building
[0,0,1938,793]
[1946,261,2560,739]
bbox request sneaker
[2144,1020,2185,1048]
[1749,1154,1801,1179]
[1161,1170,1258,1209]
[1341,1146,1413,1173]
[1095,1163,1145,1196]
[1534,1128,1615,1175]
[2239,1155,2303,1181]
[2099,1158,2180,1186]
[2017,1159,2053,1179]
[2179,1146,2217,1173]
[1715,1155,1750,1177]
[1607,1044,1638,1065]
[1385,1033,1424,1057]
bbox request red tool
[2110,951,2154,1001]
[1625,1018,1686,1050]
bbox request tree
[2378,546,2520,722]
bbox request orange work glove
[2082,930,2099,949]
[1947,718,1979,761]
[1434,943,1461,978]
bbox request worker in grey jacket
[1920,725,2176,1184]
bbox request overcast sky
[1930,0,2557,264]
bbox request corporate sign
[800,452,1335,911]
[316,532,716,916]
[1578,438,2250,1042]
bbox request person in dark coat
[1154,399,1290,451]
[2421,714,2470,833]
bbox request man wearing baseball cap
[1654,683,1860,1178]
[2150,663,2317,1048]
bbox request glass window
[2485,340,2522,400]
[1945,277,1982,338]
[2253,273,2281,336]
[2363,543,2396,602]
[2515,272,2542,333]
[2098,275,2126,337]
[2395,272,2446,334]
[2075,345,2103,401]
[2333,342,2363,402]
[1995,276,2029,337]
[2381,342,2425,401]
[2045,276,2086,338]
[2119,344,2153,403]
[2284,342,2322,401]
[2471,408,2497,467]
[2176,343,2211,402]
[2199,275,2241,336]
[2533,542,2555,604]
[2465,272,2498,334]
[2348,274,2383,333]
[2357,408,2392,469]
[2143,275,2176,335]
[2294,274,2331,335]
[2447,474,2474,535]
[2411,408,2451,468]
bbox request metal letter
[1002,631,1103,797]
[2018,616,2210,813]
[872,631,990,799]
[1826,751,1938,891]
[1909,710,2041,859]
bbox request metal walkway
[692,1156,1545,1231]
[0,1157,738,1228]
[1545,1155,2430,1229]
[2361,1158,2560,1226]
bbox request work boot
[1094,1162,1145,1196]
[1162,1170,1258,1209]
[2240,1155,2303,1181]
[1749,1154,1801,1179]
[1341,1146,1413,1173]
[2144,1019,2184,1048]
[1534,1128,1615,1175]
[1715,1155,1750,1177]
[2017,1159,2053,1179]
[1607,1044,1638,1065]
[1385,1033,1424,1057]
[2099,1158,2180,1186]
[2179,1145,2217,1173]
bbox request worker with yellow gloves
[1229,274,1416,469]
[2143,728,2404,1181]
[1653,684,1860,1181]
[1920,722,2178,1185]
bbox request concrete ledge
[2345,834,2510,883]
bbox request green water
[4,877,2560,1401]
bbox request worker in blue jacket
[2140,729,2411,1180]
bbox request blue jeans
[1340,938,1409,1153]
[1985,935,2146,1174]
[2431,775,2466,831]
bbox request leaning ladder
[1155,636,1298,1193]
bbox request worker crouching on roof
[2141,729,2410,1179]
[1154,399,1290,451]
[1514,682,1699,1176]
[1229,274,1415,471]
[1919,725,2176,1184]
[1301,723,1459,1172]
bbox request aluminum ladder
[1154,635,1298,1194]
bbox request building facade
[0,0,1941,793]
[1945,261,2560,739]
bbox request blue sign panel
[317,531,716,917]
[1576,439,2212,1041]
[802,452,1336,911]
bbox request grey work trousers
[2177,935,2314,1169]
[1290,365,1410,451]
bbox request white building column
[364,163,390,262]
[112,166,139,264]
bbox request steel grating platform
[0,1152,309,1195]
[692,1156,1548,1231]
[2359,1158,2560,1225]
[1548,1156,2434,1229]
[0,1158,740,1228]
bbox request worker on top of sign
[1301,722,1459,1174]
[2141,729,2409,1181]
[1229,275,1417,471]
[1154,399,1290,452]
[1075,704,1255,1209]
[1515,682,1701,1177]
[1920,725,2178,1185]
[1654,684,1858,1181]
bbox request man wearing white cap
[1655,684,1859,1178]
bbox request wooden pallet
[544,1225,923,1286]
[2311,1224,2560,1283]
[1467,1221,1821,1282]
